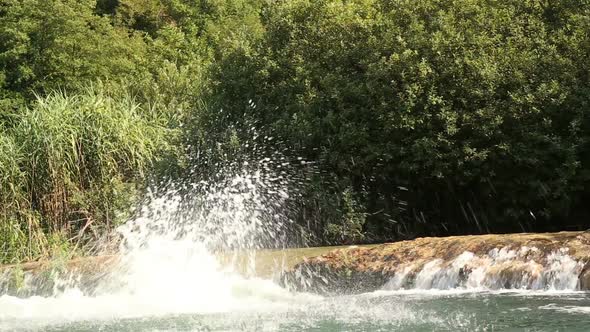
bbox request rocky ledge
[2,232,589,297]
[0,255,119,297]
[280,231,590,294]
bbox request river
[2,280,589,331]
[1,172,588,331]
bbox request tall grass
[0,132,31,263]
[0,86,173,263]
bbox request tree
[0,0,148,104]
[209,0,590,241]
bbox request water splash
[0,151,588,331]
[0,158,311,327]
[0,171,446,330]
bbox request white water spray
[0,166,313,328]
[0,166,446,331]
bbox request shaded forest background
[1,0,590,263]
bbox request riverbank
[2,231,589,296]
[0,233,590,331]
[0,246,361,296]
[280,231,590,294]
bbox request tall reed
[0,86,173,263]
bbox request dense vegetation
[1,0,589,263]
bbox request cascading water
[383,247,584,291]
[1,160,590,331]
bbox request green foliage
[212,0,590,239]
[2,0,590,262]
[0,132,24,210]
[0,86,173,263]
[325,188,367,244]
[0,0,148,102]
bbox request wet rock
[281,231,590,294]
[580,263,590,290]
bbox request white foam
[382,247,584,291]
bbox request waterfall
[383,247,583,291]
